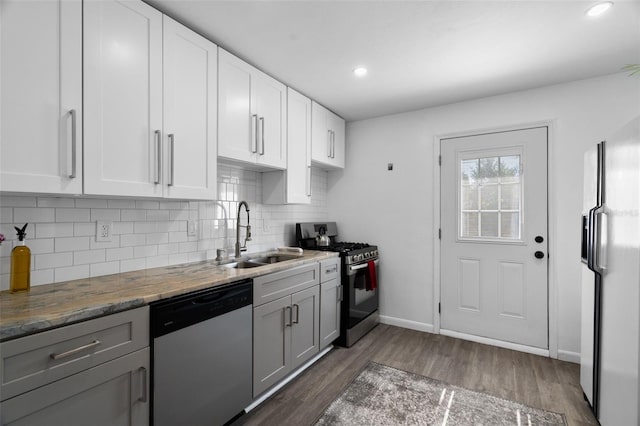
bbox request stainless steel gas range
[296,222,379,347]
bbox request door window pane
[460,155,522,240]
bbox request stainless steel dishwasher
[150,279,252,426]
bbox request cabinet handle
[292,304,300,324]
[327,130,332,158]
[50,340,101,360]
[338,285,343,302]
[168,134,175,186]
[138,367,148,402]
[284,306,292,327]
[154,130,161,184]
[68,109,77,179]
[307,166,312,197]
[325,266,338,275]
[251,114,258,153]
[331,131,336,159]
[259,116,265,155]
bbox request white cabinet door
[262,87,311,204]
[0,0,82,194]
[254,73,286,169]
[320,278,341,349]
[84,0,163,197]
[218,49,256,164]
[311,101,345,169]
[329,111,346,169]
[291,285,320,370]
[163,16,217,200]
[311,101,331,166]
[218,48,286,169]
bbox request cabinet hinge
[439,155,442,166]
[438,228,441,240]
[438,303,441,314]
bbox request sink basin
[220,253,301,269]
[222,261,264,269]
[247,254,300,264]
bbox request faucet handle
[246,225,252,241]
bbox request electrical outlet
[96,220,112,242]
[187,220,198,237]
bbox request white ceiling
[146,0,640,121]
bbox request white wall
[327,72,640,360]
[0,165,329,289]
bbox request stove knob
[373,250,378,257]
[356,254,363,261]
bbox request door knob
[534,251,545,259]
[535,236,544,243]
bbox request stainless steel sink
[222,261,264,269]
[221,254,301,269]
[248,254,300,264]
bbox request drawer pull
[325,266,337,274]
[50,340,101,360]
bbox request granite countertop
[0,250,338,341]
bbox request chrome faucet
[235,201,251,258]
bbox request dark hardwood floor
[235,324,598,425]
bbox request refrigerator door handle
[587,206,597,272]
[593,206,607,273]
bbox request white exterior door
[440,127,548,349]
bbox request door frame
[432,120,558,358]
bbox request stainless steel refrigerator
[580,117,640,425]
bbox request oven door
[345,259,379,328]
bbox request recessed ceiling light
[353,67,368,77]
[586,1,613,17]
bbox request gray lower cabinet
[319,258,342,349]
[253,263,320,397]
[0,306,150,425]
[320,278,341,349]
[1,348,149,425]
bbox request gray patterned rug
[315,362,566,425]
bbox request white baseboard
[379,315,434,333]
[557,349,581,364]
[440,329,550,357]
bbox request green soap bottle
[10,223,31,293]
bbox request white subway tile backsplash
[90,261,120,277]
[74,249,106,265]
[0,165,329,287]
[56,236,90,253]
[36,252,73,269]
[122,209,146,221]
[120,234,146,247]
[106,247,134,261]
[1,196,36,207]
[36,223,74,238]
[14,207,55,223]
[90,209,120,222]
[120,258,146,273]
[75,199,108,208]
[56,208,90,223]
[37,198,75,208]
[55,265,90,282]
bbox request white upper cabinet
[0,0,83,194]
[263,88,312,204]
[84,0,164,197]
[84,2,217,200]
[218,49,286,169]
[163,16,217,200]
[311,101,345,169]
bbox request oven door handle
[348,259,379,273]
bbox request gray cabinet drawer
[0,306,149,401]
[253,263,319,307]
[319,258,340,283]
